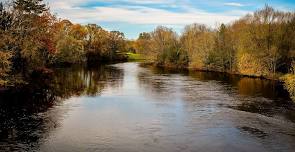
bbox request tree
[181,23,214,69]
[0,41,12,86]
[0,2,13,85]
[108,31,126,60]
[214,24,236,72]
[150,26,188,67]
[52,20,86,64]
[55,35,85,64]
[13,0,47,14]
[0,2,13,31]
[135,32,153,58]
[10,0,50,70]
[85,24,110,62]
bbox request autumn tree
[232,6,295,76]
[11,0,50,70]
[135,32,153,58]
[108,31,126,60]
[54,20,86,64]
[151,26,188,67]
[181,24,215,69]
[0,2,13,85]
[214,24,235,72]
[85,24,110,62]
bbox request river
[1,62,295,152]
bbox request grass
[126,52,146,61]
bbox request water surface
[1,62,295,152]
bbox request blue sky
[44,0,295,39]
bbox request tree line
[1,1,295,100]
[0,0,128,86]
[132,6,295,100]
[134,6,295,78]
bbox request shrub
[281,74,295,102]
[0,51,12,86]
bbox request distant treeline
[131,6,295,100]
[0,0,129,86]
[134,6,295,77]
[1,1,295,100]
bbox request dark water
[1,62,295,152]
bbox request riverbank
[140,61,283,81]
[140,61,295,102]
[1,60,293,102]
[0,59,129,89]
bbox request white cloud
[46,1,247,27]
[224,2,245,7]
[113,0,174,4]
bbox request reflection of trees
[138,66,295,122]
[0,79,58,151]
[0,64,123,151]
[52,65,124,97]
[237,78,283,98]
[137,67,178,100]
[234,78,295,122]
[189,71,295,122]
[189,71,291,99]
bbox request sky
[37,0,295,39]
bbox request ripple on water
[1,62,295,152]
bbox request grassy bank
[126,53,146,61]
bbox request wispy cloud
[224,2,245,7]
[43,0,294,38]
[47,1,246,26]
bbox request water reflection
[1,63,295,152]
[137,65,295,151]
[0,64,123,151]
[138,65,295,151]
[139,66,295,121]
[53,65,123,97]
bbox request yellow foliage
[189,56,205,69]
[237,53,267,76]
[290,61,295,74]
[0,51,12,86]
[281,74,295,102]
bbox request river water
[1,62,295,152]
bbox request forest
[0,0,295,100]
[134,6,295,100]
[0,0,128,87]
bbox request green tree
[13,0,47,14]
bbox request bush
[0,51,12,86]
[281,74,295,102]
[55,36,85,64]
[157,48,189,68]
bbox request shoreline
[139,61,282,81]
[0,61,285,90]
